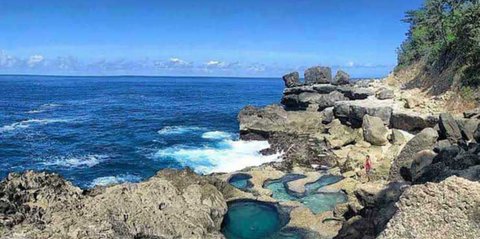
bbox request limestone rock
[304,66,332,85]
[439,113,462,143]
[324,119,360,149]
[362,115,389,146]
[409,150,437,181]
[333,99,393,127]
[375,88,394,100]
[342,88,375,100]
[332,70,350,85]
[390,110,438,133]
[456,118,480,142]
[416,144,480,183]
[389,128,438,181]
[322,107,335,124]
[463,108,480,119]
[378,177,480,239]
[390,129,406,145]
[0,169,227,239]
[282,72,301,88]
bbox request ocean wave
[154,139,282,174]
[0,118,70,133]
[27,103,62,114]
[157,126,205,135]
[42,154,108,168]
[90,174,141,187]
[201,131,233,140]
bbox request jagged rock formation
[378,177,480,239]
[0,170,227,239]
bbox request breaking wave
[0,118,69,133]
[157,126,205,135]
[154,139,282,174]
[42,154,108,168]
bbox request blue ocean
[0,75,283,188]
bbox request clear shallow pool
[264,174,347,214]
[221,200,306,239]
[228,173,253,191]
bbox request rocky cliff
[0,169,227,239]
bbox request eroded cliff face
[0,169,227,239]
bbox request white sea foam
[201,131,233,140]
[90,174,141,187]
[42,154,107,168]
[27,103,62,114]
[0,119,69,133]
[154,139,282,174]
[157,126,205,135]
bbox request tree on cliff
[397,0,480,87]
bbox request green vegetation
[397,0,480,86]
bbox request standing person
[364,155,372,181]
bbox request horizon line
[0,73,386,80]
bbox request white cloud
[0,50,20,68]
[28,55,45,67]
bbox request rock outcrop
[304,66,332,84]
[378,177,480,239]
[332,70,350,85]
[362,115,390,146]
[439,113,462,143]
[389,128,439,181]
[282,72,301,88]
[0,170,227,239]
[334,99,393,127]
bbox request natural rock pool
[264,174,347,214]
[228,173,253,191]
[221,200,301,239]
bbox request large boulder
[409,150,437,181]
[390,110,438,133]
[0,170,227,239]
[415,144,480,183]
[388,128,439,181]
[456,118,480,142]
[439,113,462,143]
[282,91,348,111]
[333,99,393,127]
[282,71,301,88]
[238,104,325,140]
[390,129,407,145]
[324,119,361,149]
[304,66,332,85]
[332,70,350,85]
[378,177,480,239]
[375,88,394,100]
[362,115,389,146]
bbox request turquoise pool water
[221,200,286,239]
[228,173,253,191]
[264,174,347,214]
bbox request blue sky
[0,0,423,77]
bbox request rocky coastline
[2,65,480,238]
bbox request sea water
[0,75,283,188]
